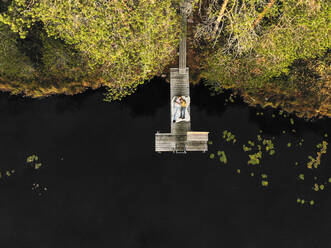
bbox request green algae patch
[222,130,236,144]
[27,155,39,163]
[219,151,227,164]
[307,141,328,169]
[261,180,269,187]
[248,151,262,165]
[243,145,252,152]
[206,130,329,206]
[26,154,43,170]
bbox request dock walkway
[155,0,208,153]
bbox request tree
[0,0,181,100]
[41,34,89,81]
[0,23,35,80]
[197,0,330,118]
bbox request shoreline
[0,77,329,120]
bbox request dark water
[0,78,330,248]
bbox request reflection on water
[0,78,330,247]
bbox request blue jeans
[173,106,180,121]
[180,107,185,118]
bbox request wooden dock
[170,68,190,134]
[155,0,209,153]
[155,132,208,153]
[170,0,190,135]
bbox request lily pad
[261,180,269,187]
[34,163,42,170]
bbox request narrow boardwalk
[170,1,190,135]
[170,68,190,134]
[155,0,208,153]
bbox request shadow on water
[122,78,331,135]
[121,77,238,118]
[121,77,169,117]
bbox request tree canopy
[0,22,35,80]
[0,0,330,118]
[194,0,330,118]
[0,0,181,100]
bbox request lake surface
[0,78,330,248]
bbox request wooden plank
[155,133,187,142]
[156,142,208,152]
[154,0,209,153]
[187,132,209,141]
[179,0,187,74]
[170,68,190,132]
[171,121,190,134]
[155,133,208,152]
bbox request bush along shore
[0,0,329,118]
